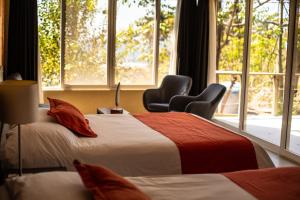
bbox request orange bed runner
[223,167,300,200]
[134,112,258,173]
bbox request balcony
[215,71,300,155]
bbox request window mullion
[239,0,253,131]
[60,0,66,89]
[281,0,298,150]
[153,0,160,86]
[108,0,117,88]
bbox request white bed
[4,109,274,176]
[1,172,254,200]
[3,166,300,200]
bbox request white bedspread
[5,113,273,176]
[5,114,181,176]
[4,172,256,200]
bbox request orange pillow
[73,160,150,200]
[48,98,83,114]
[48,98,97,137]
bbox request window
[115,1,155,85]
[159,0,177,84]
[216,0,300,158]
[38,0,177,89]
[245,0,289,145]
[38,0,61,87]
[64,0,108,85]
[215,0,246,128]
[289,0,300,155]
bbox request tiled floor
[267,151,299,167]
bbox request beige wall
[43,90,147,114]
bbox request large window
[158,0,177,84]
[215,0,246,128]
[216,0,300,158]
[245,0,289,145]
[38,0,61,87]
[38,0,177,88]
[64,0,108,85]
[115,1,155,85]
[289,0,300,155]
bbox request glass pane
[64,0,108,85]
[38,0,61,87]
[214,0,245,127]
[216,74,241,127]
[245,0,289,145]
[158,0,177,85]
[115,0,155,85]
[289,1,300,155]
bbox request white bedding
[4,171,256,200]
[4,112,273,176]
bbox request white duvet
[3,171,256,200]
[4,109,273,176]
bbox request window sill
[42,86,156,92]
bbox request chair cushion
[147,103,169,112]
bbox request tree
[38,0,61,87]
[217,0,290,115]
[38,0,176,86]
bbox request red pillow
[73,160,150,200]
[47,98,97,137]
[48,98,83,114]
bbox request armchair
[169,83,226,119]
[143,75,192,112]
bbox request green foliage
[217,0,292,115]
[64,0,107,85]
[114,0,176,84]
[38,0,61,87]
[38,0,175,86]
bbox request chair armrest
[169,95,196,112]
[143,89,161,110]
[185,101,213,119]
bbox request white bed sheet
[5,114,181,176]
[5,113,273,176]
[4,171,256,200]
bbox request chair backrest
[159,75,192,103]
[197,83,226,102]
[197,83,226,117]
[7,73,22,80]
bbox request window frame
[43,0,172,90]
[215,0,300,162]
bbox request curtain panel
[176,0,209,96]
[5,0,38,81]
[0,0,9,81]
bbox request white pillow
[37,107,56,122]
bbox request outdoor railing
[216,70,300,115]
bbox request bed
[1,166,300,200]
[3,108,274,176]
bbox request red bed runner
[134,112,258,173]
[223,167,300,200]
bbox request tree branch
[254,0,272,10]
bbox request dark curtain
[177,0,209,96]
[5,0,38,81]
